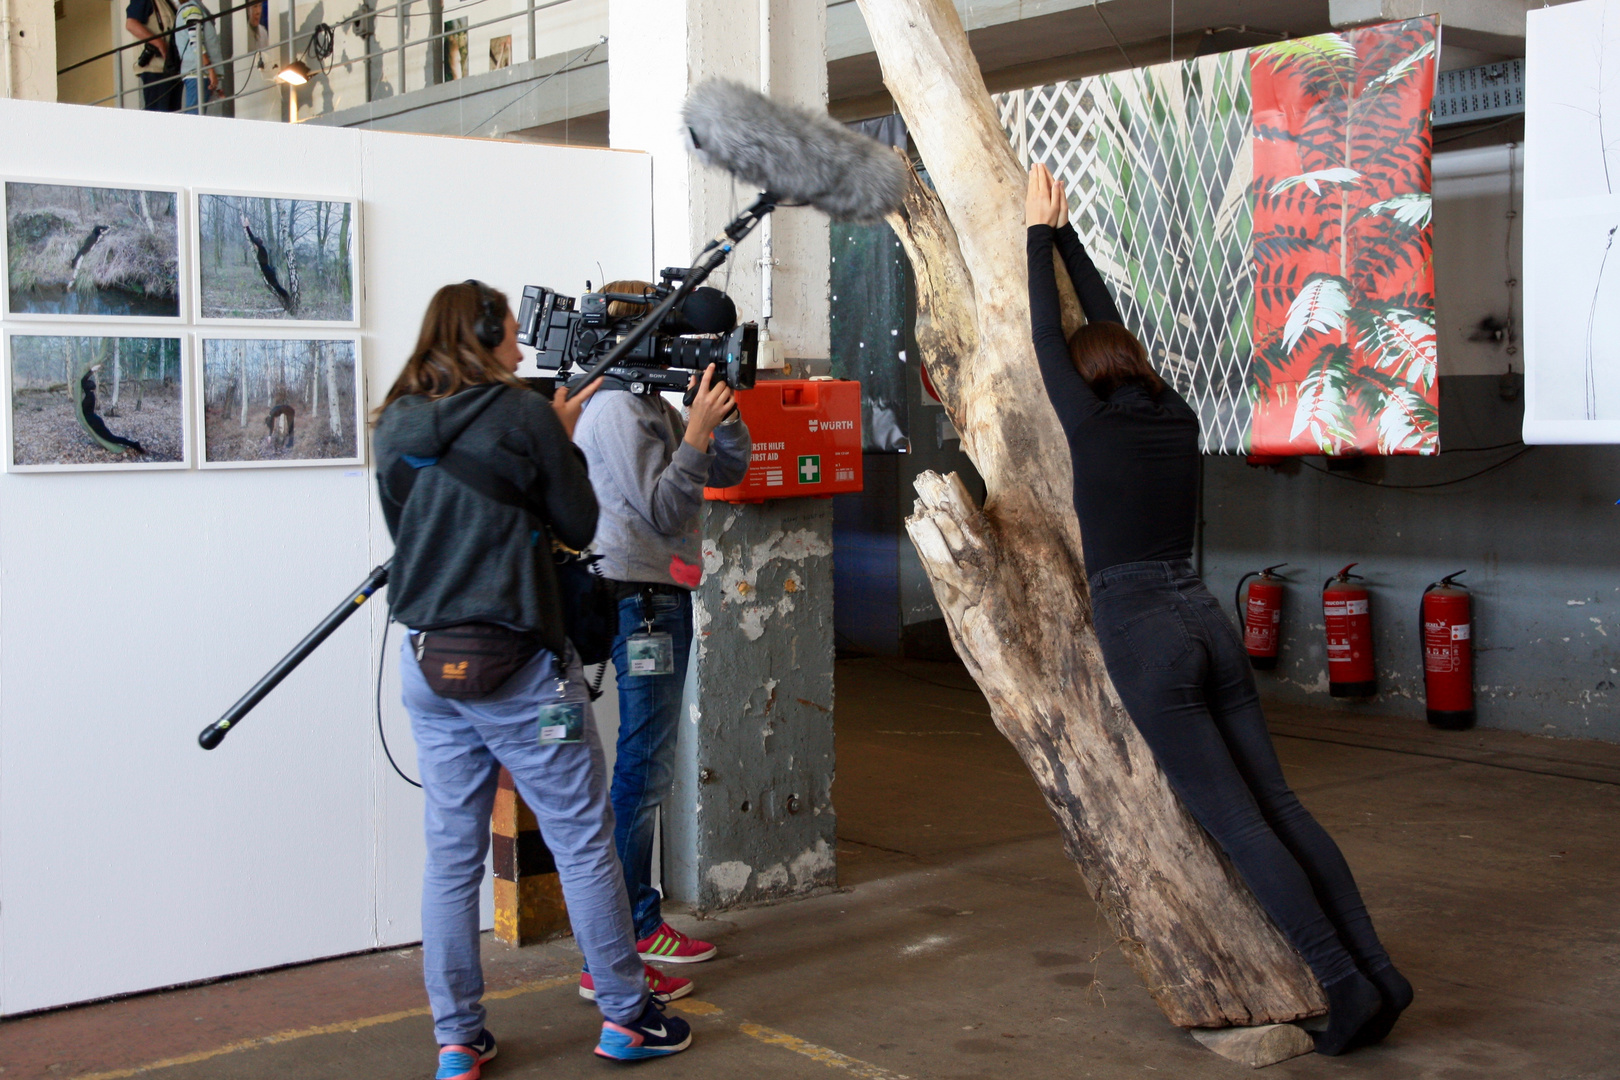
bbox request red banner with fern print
[1248,18,1438,455]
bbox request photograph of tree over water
[4,182,181,319]
[196,193,358,324]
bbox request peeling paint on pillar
[665,498,837,912]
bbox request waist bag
[412,623,539,699]
[384,389,617,686]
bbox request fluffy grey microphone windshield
[682,79,907,223]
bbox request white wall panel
[0,98,649,1013]
[1523,0,1620,443]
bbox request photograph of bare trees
[197,194,356,323]
[200,337,361,466]
[5,182,180,319]
[7,333,187,469]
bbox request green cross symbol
[798,455,822,484]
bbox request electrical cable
[462,37,603,136]
[1091,0,1134,68]
[375,615,422,788]
[309,21,335,58]
[1434,115,1521,145]
[1443,440,1524,452]
[1505,141,1520,362]
[1271,727,1620,789]
[876,658,980,693]
[1298,446,1533,490]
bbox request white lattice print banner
[997,52,1256,453]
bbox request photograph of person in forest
[196,193,356,323]
[199,337,361,466]
[5,182,181,319]
[7,333,187,469]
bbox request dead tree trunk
[857,0,1326,1028]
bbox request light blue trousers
[401,635,648,1042]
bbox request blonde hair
[602,279,656,320]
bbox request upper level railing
[56,0,604,127]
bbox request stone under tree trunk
[855,0,1327,1029]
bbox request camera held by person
[517,267,757,402]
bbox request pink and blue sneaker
[436,1028,497,1079]
[595,999,693,1061]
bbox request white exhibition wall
[0,98,650,1014]
[1523,0,1620,443]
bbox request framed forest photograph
[194,192,359,326]
[5,330,190,471]
[197,335,363,468]
[3,180,183,321]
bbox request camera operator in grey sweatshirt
[573,306,751,993]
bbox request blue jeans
[609,589,694,940]
[402,635,648,1040]
[1089,560,1391,988]
[182,77,206,114]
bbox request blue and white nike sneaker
[435,1028,497,1079]
[594,999,693,1061]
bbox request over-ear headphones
[464,279,505,351]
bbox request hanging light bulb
[275,60,312,86]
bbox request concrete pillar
[3,0,59,101]
[607,0,836,912]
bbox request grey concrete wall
[1202,376,1620,742]
[665,498,838,911]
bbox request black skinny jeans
[1089,559,1391,987]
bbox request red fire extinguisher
[1235,564,1288,670]
[1422,570,1474,730]
[1323,563,1376,698]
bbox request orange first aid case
[705,379,864,503]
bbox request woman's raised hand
[1024,164,1068,229]
[552,377,603,440]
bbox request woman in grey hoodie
[372,281,694,1074]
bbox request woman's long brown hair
[1067,321,1166,399]
[375,282,525,420]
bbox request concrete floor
[6,657,1620,1079]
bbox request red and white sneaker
[580,962,693,1003]
[637,921,718,964]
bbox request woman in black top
[1025,165,1412,1055]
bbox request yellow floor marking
[738,1022,911,1079]
[73,982,905,1080]
[672,998,725,1016]
[676,999,905,1077]
[69,975,575,1080]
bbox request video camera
[517,267,757,399]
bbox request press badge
[537,701,586,745]
[626,632,675,676]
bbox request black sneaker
[467,1029,497,1064]
[594,998,693,1060]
